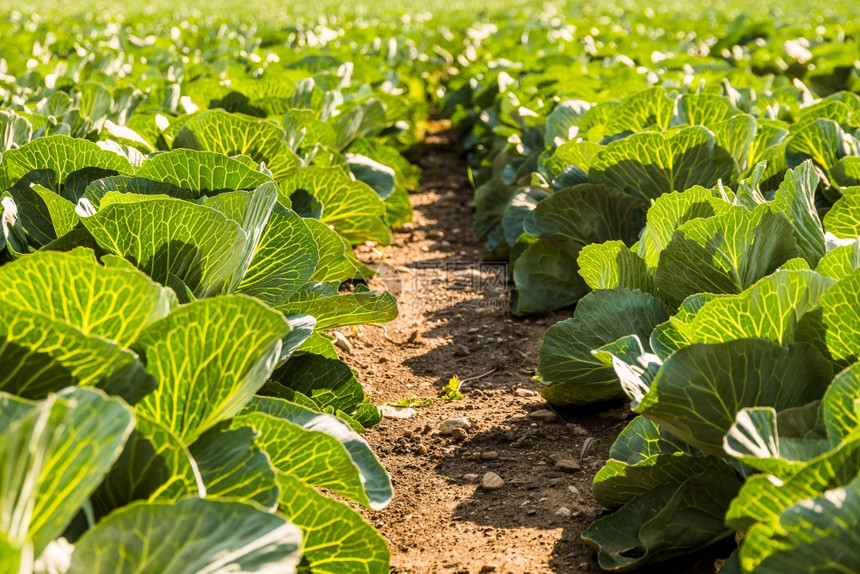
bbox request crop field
[0,0,857,573]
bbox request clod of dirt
[555,459,581,472]
[528,409,558,422]
[481,472,505,491]
[455,344,471,356]
[481,451,499,460]
[438,417,471,434]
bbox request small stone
[480,564,498,573]
[450,428,468,441]
[555,506,572,517]
[462,473,479,482]
[481,451,499,460]
[481,472,505,491]
[455,344,471,356]
[415,444,428,455]
[438,417,471,434]
[528,409,557,422]
[514,388,537,397]
[379,405,416,419]
[568,485,581,496]
[332,331,352,353]
[526,508,537,515]
[555,459,581,472]
[567,423,589,436]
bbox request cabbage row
[442,2,860,572]
[0,12,434,574]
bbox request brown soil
[340,120,724,574]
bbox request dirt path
[338,120,621,574]
[342,120,721,574]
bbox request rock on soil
[555,459,581,472]
[481,471,505,491]
[332,331,352,353]
[438,416,471,434]
[528,409,557,422]
[450,427,468,441]
[379,405,417,419]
